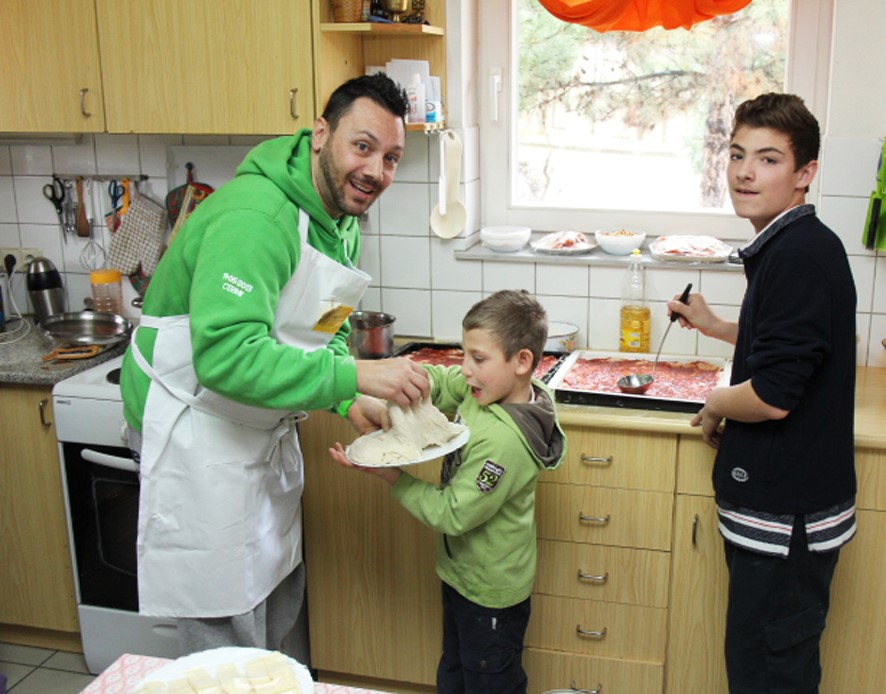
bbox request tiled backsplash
[0,130,883,367]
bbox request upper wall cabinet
[95,0,315,135]
[0,0,106,133]
[312,0,446,128]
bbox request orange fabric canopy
[535,0,753,32]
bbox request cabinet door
[524,647,663,694]
[0,0,105,132]
[0,386,79,632]
[820,509,886,691]
[96,0,315,134]
[666,495,728,694]
[299,411,441,687]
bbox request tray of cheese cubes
[131,647,313,693]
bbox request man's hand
[356,357,430,408]
[345,395,390,436]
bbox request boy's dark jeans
[723,517,840,694]
[437,582,531,694]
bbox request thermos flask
[26,257,66,324]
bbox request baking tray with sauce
[547,349,732,413]
[393,342,568,383]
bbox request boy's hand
[328,442,403,485]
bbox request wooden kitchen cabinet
[0,385,80,643]
[0,0,105,132]
[528,425,674,693]
[300,410,440,691]
[95,0,316,134]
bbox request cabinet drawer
[557,427,677,492]
[526,594,667,661]
[537,484,673,550]
[855,447,886,511]
[525,647,663,694]
[535,539,670,608]
[676,435,716,496]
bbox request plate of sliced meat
[649,235,734,262]
[531,230,597,255]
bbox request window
[478,0,833,237]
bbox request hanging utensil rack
[54,174,149,182]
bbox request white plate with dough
[347,426,470,468]
[133,647,314,693]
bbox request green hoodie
[121,130,361,431]
[391,365,566,609]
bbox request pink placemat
[81,654,391,693]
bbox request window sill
[454,238,746,272]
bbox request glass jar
[90,268,124,315]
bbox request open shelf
[320,22,444,36]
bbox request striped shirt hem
[717,497,856,557]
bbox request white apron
[133,209,369,617]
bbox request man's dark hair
[321,73,409,131]
[731,92,821,170]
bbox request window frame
[477,0,834,240]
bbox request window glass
[478,0,830,235]
[515,0,789,213]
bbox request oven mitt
[108,193,168,277]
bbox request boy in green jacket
[331,289,566,693]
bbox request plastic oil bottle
[619,249,651,352]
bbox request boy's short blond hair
[462,290,548,370]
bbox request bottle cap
[90,268,123,283]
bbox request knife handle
[669,283,693,322]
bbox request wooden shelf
[320,22,444,36]
[406,120,446,133]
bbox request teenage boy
[331,289,566,693]
[671,92,856,692]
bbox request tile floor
[0,642,95,693]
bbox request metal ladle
[617,283,693,395]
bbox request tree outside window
[515,0,789,213]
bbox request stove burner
[107,368,121,385]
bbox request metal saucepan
[617,283,693,395]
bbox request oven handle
[81,448,139,473]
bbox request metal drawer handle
[577,570,609,584]
[692,513,699,546]
[79,88,91,117]
[576,624,607,639]
[578,513,610,525]
[289,88,299,120]
[570,683,602,694]
[580,454,613,465]
[38,398,52,429]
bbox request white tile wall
[1,0,885,365]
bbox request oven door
[61,441,139,612]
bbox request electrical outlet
[0,247,43,272]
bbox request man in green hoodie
[120,73,430,656]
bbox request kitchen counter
[552,364,886,449]
[0,318,128,386]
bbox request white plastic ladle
[430,130,467,239]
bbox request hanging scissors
[108,179,124,232]
[43,175,68,244]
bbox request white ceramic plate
[135,647,314,693]
[649,235,733,263]
[530,230,597,255]
[347,426,470,468]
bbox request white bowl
[545,321,578,353]
[594,229,647,255]
[480,225,531,253]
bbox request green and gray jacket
[120,130,361,431]
[392,365,566,608]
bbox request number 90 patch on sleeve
[476,460,505,493]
